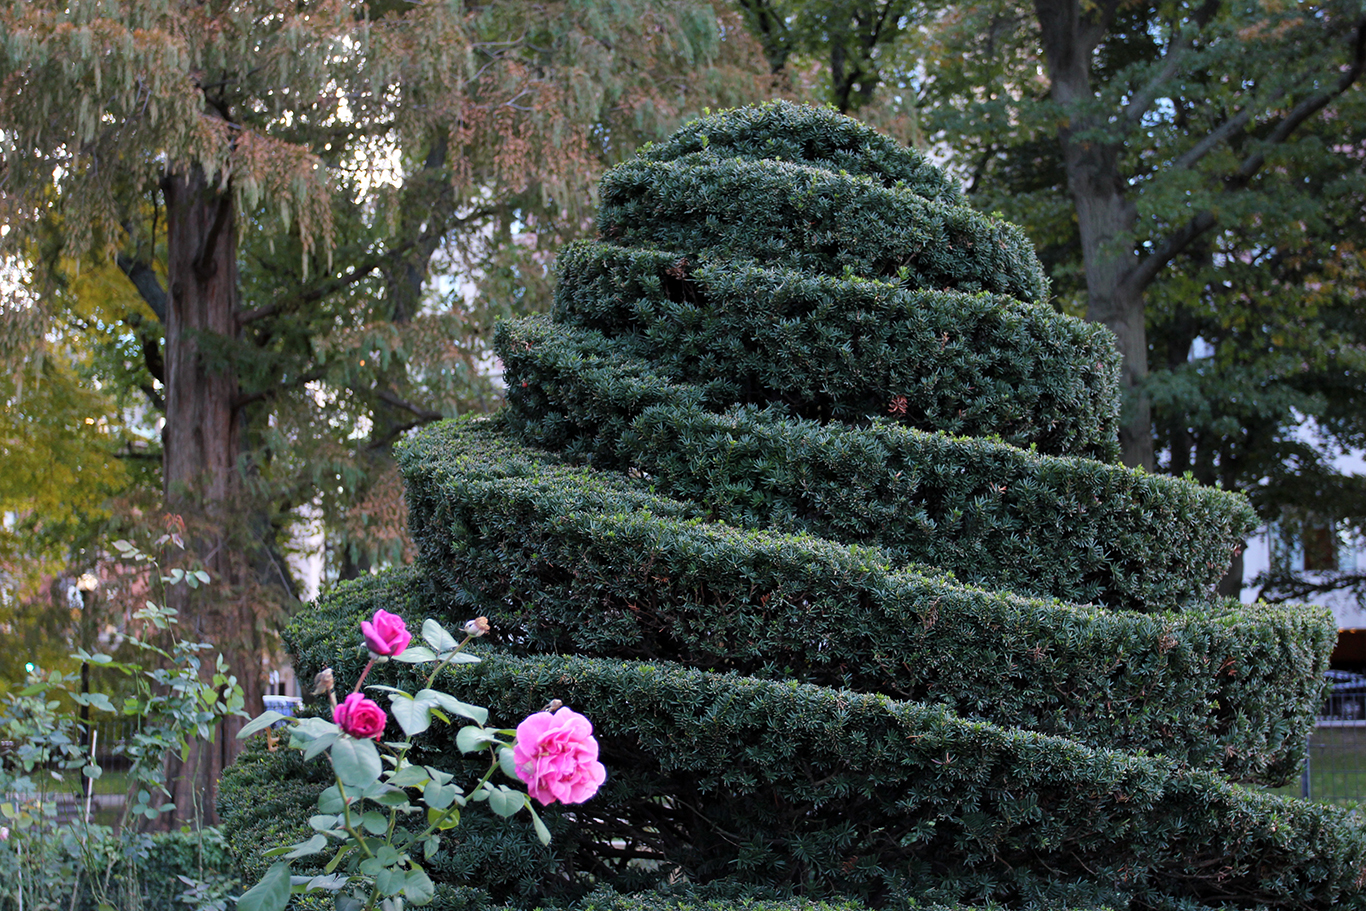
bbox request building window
[1272,516,1358,574]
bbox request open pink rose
[361,609,411,657]
[334,692,387,740]
[513,706,606,806]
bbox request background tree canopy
[2,0,1365,813]
[736,0,1366,597]
[0,0,777,821]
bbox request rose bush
[236,609,602,911]
[360,608,412,656]
[514,707,606,805]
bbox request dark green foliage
[274,576,1366,910]
[221,105,1351,909]
[639,102,964,205]
[495,323,1254,611]
[598,153,1047,305]
[392,420,1326,783]
[552,243,1121,460]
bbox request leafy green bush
[598,153,1046,304]
[391,419,1324,783]
[639,102,964,203]
[264,577,1365,910]
[493,325,1254,611]
[551,243,1121,460]
[221,102,1353,909]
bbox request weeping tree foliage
[0,0,774,823]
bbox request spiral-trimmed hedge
[552,243,1120,460]
[222,103,1348,910]
[640,101,965,203]
[394,417,1324,784]
[495,322,1255,612]
[598,155,1047,304]
[263,572,1366,911]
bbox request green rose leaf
[529,805,552,846]
[236,861,291,911]
[417,689,488,725]
[372,786,411,808]
[405,867,435,903]
[423,780,459,810]
[303,732,339,761]
[389,692,433,737]
[361,809,389,835]
[427,806,460,830]
[237,711,286,740]
[376,867,406,897]
[330,735,382,788]
[487,786,524,818]
[498,746,518,780]
[422,618,458,653]
[456,724,496,754]
[392,645,437,664]
[284,833,328,859]
[318,785,347,814]
[387,764,431,788]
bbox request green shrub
[275,577,1366,911]
[391,420,1326,783]
[598,153,1047,304]
[222,104,1349,910]
[638,101,964,204]
[551,243,1120,460]
[493,323,1254,611]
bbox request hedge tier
[596,153,1047,304]
[551,244,1121,461]
[639,101,966,205]
[275,580,1366,911]
[494,324,1257,611]
[394,421,1326,783]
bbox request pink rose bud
[513,706,606,806]
[360,609,411,657]
[333,692,387,740]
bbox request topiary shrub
[221,102,1364,911]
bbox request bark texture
[161,164,260,826]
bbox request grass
[1266,724,1366,810]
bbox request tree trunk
[160,164,261,827]
[1034,0,1154,471]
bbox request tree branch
[231,367,326,412]
[236,205,499,327]
[115,254,168,322]
[1127,12,1366,293]
[374,387,443,421]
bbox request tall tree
[0,0,772,823]
[911,0,1366,470]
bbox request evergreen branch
[236,206,499,327]
[231,368,326,412]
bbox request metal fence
[1286,691,1366,807]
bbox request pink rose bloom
[513,706,606,806]
[334,692,387,740]
[361,609,411,657]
